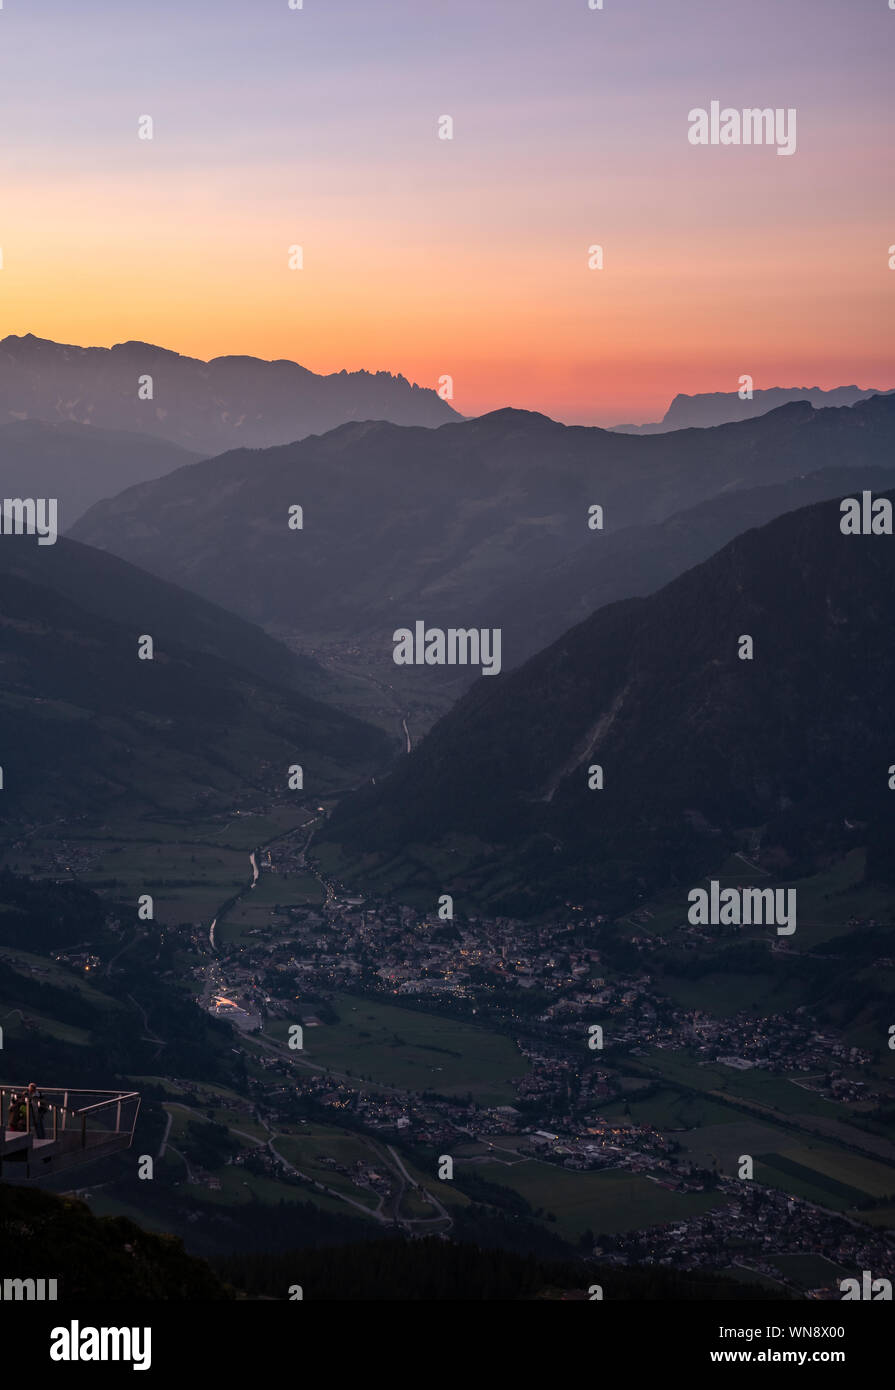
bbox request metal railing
[0,1085,140,1164]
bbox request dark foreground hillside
[0,1182,231,1300]
[216,1237,783,1301]
[0,1183,779,1301]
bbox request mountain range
[0,334,459,456]
[71,394,895,697]
[612,384,891,434]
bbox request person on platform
[26,1082,46,1138]
[8,1090,27,1131]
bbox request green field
[310,832,531,914]
[601,1087,741,1130]
[0,946,122,1005]
[0,944,120,1048]
[267,993,530,1104]
[0,1004,92,1048]
[197,808,316,848]
[742,1139,895,1213]
[2,834,248,926]
[772,1145,895,1200]
[833,966,895,1078]
[780,852,895,944]
[162,1103,263,1149]
[273,1125,460,1222]
[79,840,248,926]
[472,1160,728,1241]
[218,871,324,941]
[197,1163,345,1214]
[754,1157,863,1210]
[128,1075,190,1095]
[679,1120,797,1172]
[660,972,805,1018]
[636,1050,848,1120]
[644,1109,895,1217]
[396,1150,471,1212]
[273,1125,382,1210]
[87,1157,353,1226]
[1,809,319,929]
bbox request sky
[0,0,892,425]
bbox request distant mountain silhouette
[0,419,199,526]
[613,385,891,434]
[71,396,895,691]
[0,334,459,455]
[323,487,895,914]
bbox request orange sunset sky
[0,0,892,425]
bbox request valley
[3,776,894,1297]
[3,385,895,1305]
[4,0,893,1326]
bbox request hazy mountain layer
[322,487,895,913]
[0,334,459,455]
[0,419,200,526]
[496,463,895,666]
[613,384,890,434]
[71,397,895,682]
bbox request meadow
[266,992,530,1104]
[472,1160,728,1242]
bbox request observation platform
[0,1085,140,1180]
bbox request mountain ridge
[0,333,460,454]
[70,394,895,688]
[0,419,200,527]
[613,384,892,434]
